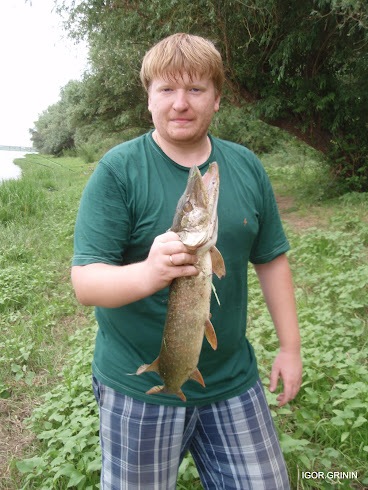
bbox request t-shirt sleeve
[249,158,290,264]
[72,160,131,266]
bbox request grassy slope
[0,154,93,489]
[252,145,368,489]
[0,144,367,489]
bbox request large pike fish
[137,162,225,402]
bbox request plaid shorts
[92,377,290,490]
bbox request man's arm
[253,253,302,406]
[71,232,198,308]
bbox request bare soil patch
[0,398,34,489]
[276,195,327,230]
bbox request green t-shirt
[72,131,290,406]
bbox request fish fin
[146,385,165,396]
[177,389,187,402]
[190,368,206,387]
[136,357,160,375]
[146,385,187,402]
[205,318,218,350]
[210,246,226,279]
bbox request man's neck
[152,131,212,168]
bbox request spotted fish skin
[137,163,225,402]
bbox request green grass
[255,150,368,488]
[0,154,93,489]
[247,220,368,489]
[0,142,367,489]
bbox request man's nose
[172,90,189,111]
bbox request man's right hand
[144,231,199,292]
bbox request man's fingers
[155,231,181,243]
[270,366,298,406]
[156,236,196,258]
[171,264,199,278]
[154,232,198,267]
[276,390,290,407]
[269,366,280,393]
[169,252,198,266]
[276,381,300,406]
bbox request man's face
[148,73,221,147]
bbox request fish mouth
[171,162,220,250]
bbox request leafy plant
[16,327,100,490]
[3,149,367,489]
[247,210,368,488]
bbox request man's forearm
[254,253,302,405]
[71,231,199,308]
[253,254,300,352]
[71,262,156,308]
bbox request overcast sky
[0,0,88,147]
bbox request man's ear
[214,94,221,113]
[147,87,152,112]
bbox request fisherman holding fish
[72,33,302,490]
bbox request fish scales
[158,252,212,389]
[136,163,225,402]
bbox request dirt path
[276,194,325,230]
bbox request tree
[225,0,368,190]
[30,101,74,155]
[47,0,368,190]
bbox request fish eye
[183,201,193,212]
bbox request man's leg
[93,376,186,490]
[190,379,290,490]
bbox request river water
[0,151,26,183]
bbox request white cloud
[0,0,88,146]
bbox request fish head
[171,162,219,251]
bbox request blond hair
[140,33,224,94]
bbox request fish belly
[159,252,212,390]
[136,252,216,401]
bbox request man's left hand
[269,350,302,407]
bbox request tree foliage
[32,0,368,191]
[30,81,79,155]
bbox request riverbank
[1,150,367,489]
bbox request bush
[211,103,288,154]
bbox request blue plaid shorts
[92,377,290,489]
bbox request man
[71,33,302,490]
